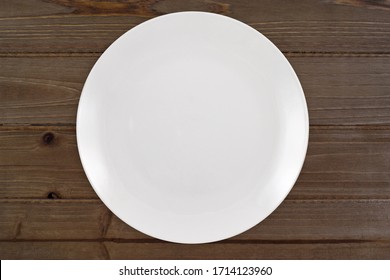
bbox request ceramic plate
[77,12,309,244]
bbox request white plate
[77,12,309,244]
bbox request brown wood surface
[1,0,390,54]
[1,199,390,241]
[1,241,390,260]
[1,126,389,199]
[0,0,389,259]
[1,56,390,125]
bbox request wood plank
[1,241,389,259]
[0,57,94,125]
[1,126,389,199]
[1,0,390,54]
[1,199,390,241]
[0,200,111,240]
[0,126,97,198]
[0,166,96,199]
[0,126,79,168]
[106,241,390,260]
[0,241,107,260]
[289,57,390,125]
[295,126,390,199]
[1,56,389,125]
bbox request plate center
[107,52,280,213]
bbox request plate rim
[76,11,310,244]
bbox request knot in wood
[43,132,55,145]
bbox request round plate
[77,12,309,244]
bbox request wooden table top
[1,0,390,260]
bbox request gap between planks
[2,124,390,129]
[1,52,390,58]
[1,198,390,202]
[1,238,389,244]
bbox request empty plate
[77,12,309,244]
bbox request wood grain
[1,241,389,259]
[0,57,93,125]
[105,241,390,260]
[0,241,107,260]
[0,0,389,54]
[1,126,389,199]
[326,0,390,11]
[290,57,390,125]
[1,56,390,125]
[225,199,390,241]
[1,199,390,242]
[0,166,96,199]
